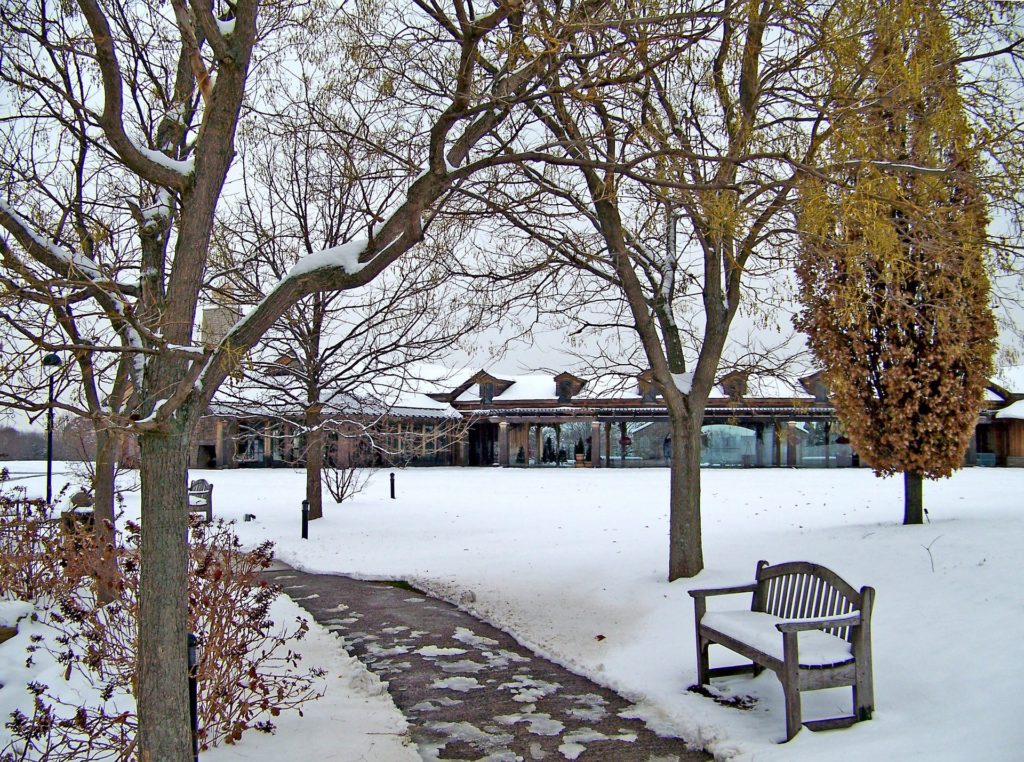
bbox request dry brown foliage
[1,494,324,760]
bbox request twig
[922,535,944,573]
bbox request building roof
[995,399,1024,420]
[448,368,814,406]
[988,365,1024,401]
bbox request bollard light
[390,472,395,500]
[301,499,309,539]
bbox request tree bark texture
[92,426,120,603]
[305,409,324,521]
[137,425,192,761]
[668,413,705,581]
[903,471,924,525]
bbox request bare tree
[453,0,836,579]
[214,120,482,520]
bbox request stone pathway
[264,563,709,762]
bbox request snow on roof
[989,365,1024,399]
[452,369,815,403]
[390,392,462,418]
[209,367,460,419]
[994,399,1024,420]
[456,374,559,402]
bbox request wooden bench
[187,479,213,522]
[689,560,874,741]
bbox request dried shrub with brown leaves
[1,507,324,760]
[185,520,325,748]
[0,474,93,602]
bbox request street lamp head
[41,352,62,370]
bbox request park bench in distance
[689,560,874,741]
[187,479,213,522]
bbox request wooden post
[590,421,602,468]
[498,421,510,467]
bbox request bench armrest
[688,583,757,599]
[775,612,862,632]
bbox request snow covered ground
[3,463,1021,760]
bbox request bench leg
[696,634,711,686]
[781,672,802,741]
[693,600,710,687]
[854,675,873,721]
[854,639,874,721]
[781,633,802,741]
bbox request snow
[699,611,852,665]
[203,595,417,762]
[455,373,560,402]
[672,371,694,394]
[0,198,103,281]
[994,399,1024,420]
[988,364,1024,400]
[5,463,1022,760]
[127,136,196,176]
[0,589,417,762]
[449,369,814,404]
[288,240,368,279]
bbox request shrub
[0,473,89,602]
[1,509,324,760]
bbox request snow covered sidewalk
[262,562,709,761]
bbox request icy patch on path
[453,626,499,648]
[431,676,483,692]
[557,727,638,760]
[495,710,565,736]
[499,674,560,703]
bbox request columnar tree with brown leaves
[796,0,997,524]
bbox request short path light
[188,632,199,762]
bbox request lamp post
[42,352,62,505]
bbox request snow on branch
[127,136,196,177]
[287,239,368,279]
[671,372,694,394]
[0,198,103,282]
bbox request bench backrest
[752,560,863,643]
[188,479,212,498]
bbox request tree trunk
[668,414,704,580]
[903,471,924,525]
[305,409,324,520]
[137,425,192,761]
[92,426,120,603]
